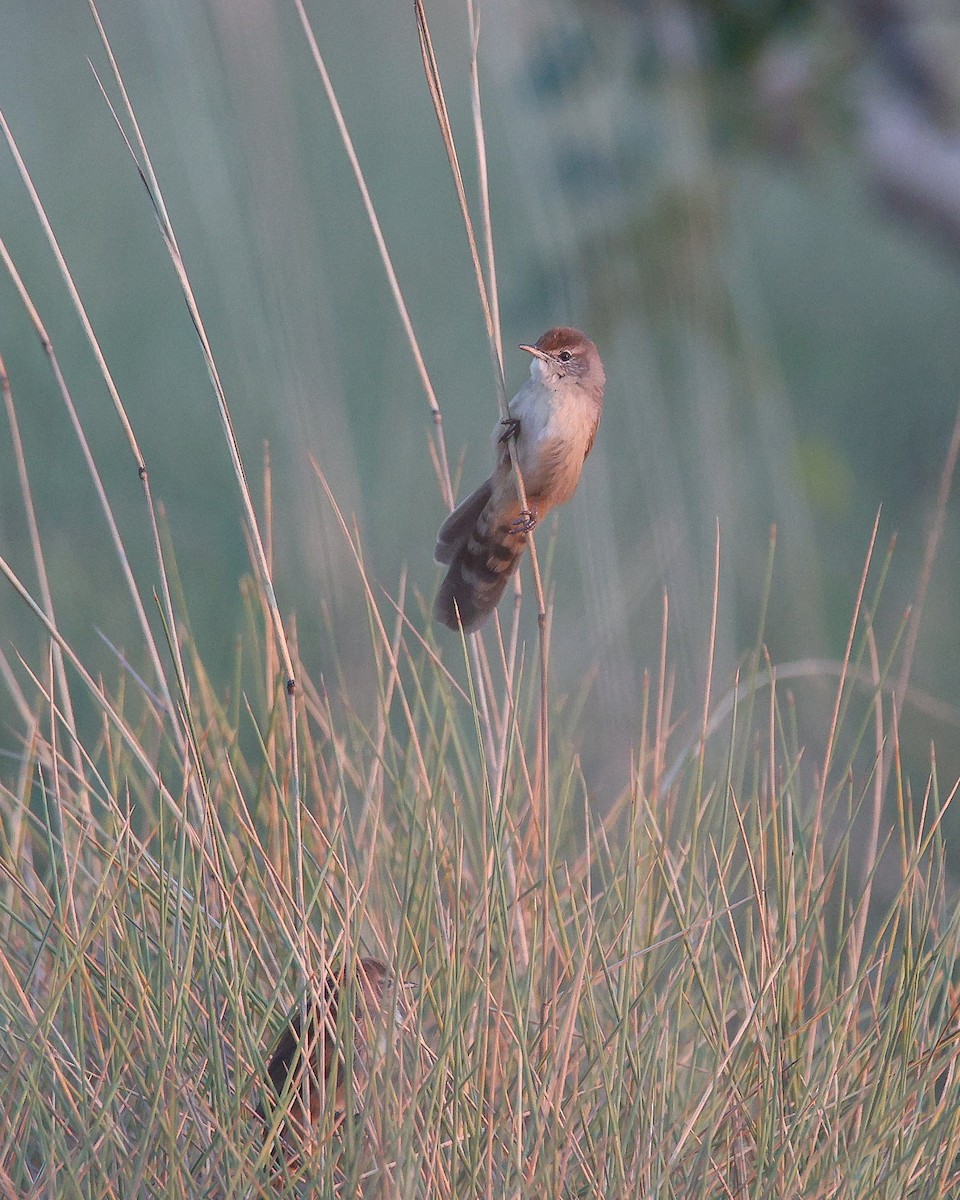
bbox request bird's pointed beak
[519,343,551,362]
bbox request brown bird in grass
[257,957,401,1153]
[434,326,605,632]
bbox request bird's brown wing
[266,1007,306,1099]
[263,978,339,1117]
[435,478,493,564]
[583,417,600,463]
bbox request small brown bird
[434,326,605,632]
[257,957,399,1152]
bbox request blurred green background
[2,0,960,796]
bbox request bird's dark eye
[558,350,572,363]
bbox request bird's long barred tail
[434,498,524,632]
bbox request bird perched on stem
[434,326,605,632]
[257,957,401,1156]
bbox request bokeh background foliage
[4,1,960,792]
[4,0,960,1195]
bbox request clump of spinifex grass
[3,522,960,1198]
[4,3,960,1198]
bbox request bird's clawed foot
[498,417,521,444]
[512,509,537,534]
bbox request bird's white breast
[505,372,598,504]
